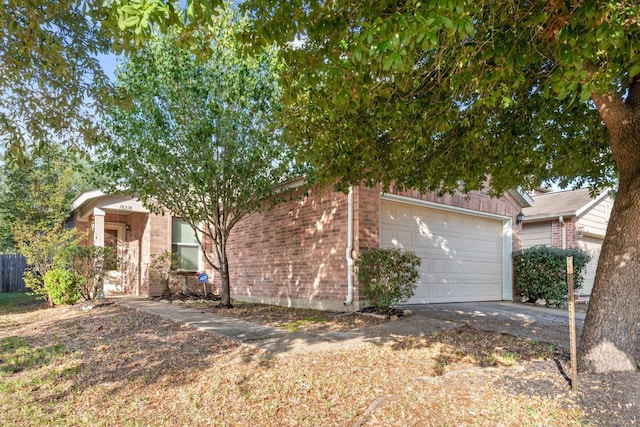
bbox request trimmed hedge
[513,246,591,307]
[356,248,421,308]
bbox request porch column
[93,208,105,247]
[93,208,106,299]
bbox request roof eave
[69,189,106,213]
[522,211,578,222]
[507,189,534,208]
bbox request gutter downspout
[559,216,567,249]
[344,186,354,305]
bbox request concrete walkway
[116,298,461,357]
[116,298,614,357]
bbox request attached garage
[379,195,513,304]
[520,222,552,248]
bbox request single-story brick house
[520,187,614,298]
[69,185,532,311]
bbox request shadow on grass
[0,303,252,406]
[0,292,47,315]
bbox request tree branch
[626,74,640,110]
[585,62,629,130]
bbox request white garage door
[380,199,504,303]
[578,236,602,298]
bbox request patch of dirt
[503,358,640,425]
[151,294,392,333]
[191,300,640,425]
[356,305,412,319]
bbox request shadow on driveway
[404,301,587,348]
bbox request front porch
[70,190,154,296]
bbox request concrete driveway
[403,301,587,348]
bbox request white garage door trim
[380,193,513,302]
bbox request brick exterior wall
[216,185,352,311]
[122,212,148,295]
[73,186,525,308]
[551,216,579,249]
[145,213,172,296]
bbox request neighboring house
[520,188,614,298]
[69,185,531,311]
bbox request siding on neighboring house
[578,236,602,296]
[579,201,611,237]
[520,189,614,298]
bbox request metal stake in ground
[567,256,578,392]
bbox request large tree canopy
[98,7,300,307]
[112,0,640,374]
[0,1,117,163]
[0,0,222,162]
[240,0,628,194]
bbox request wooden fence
[0,254,27,292]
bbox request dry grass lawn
[0,294,593,426]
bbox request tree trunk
[578,177,640,372]
[218,244,232,308]
[577,74,640,373]
[181,276,190,296]
[578,83,640,372]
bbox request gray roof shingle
[523,188,595,219]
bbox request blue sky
[97,53,121,81]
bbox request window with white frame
[171,218,199,271]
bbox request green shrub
[57,245,114,300]
[23,269,45,298]
[356,248,421,308]
[43,268,80,305]
[149,251,182,296]
[513,246,591,307]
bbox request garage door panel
[448,261,464,274]
[395,230,413,247]
[430,210,446,223]
[462,238,475,251]
[484,241,500,253]
[462,262,478,274]
[447,236,462,249]
[428,259,446,274]
[380,200,504,303]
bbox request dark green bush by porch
[356,248,421,308]
[513,246,591,307]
